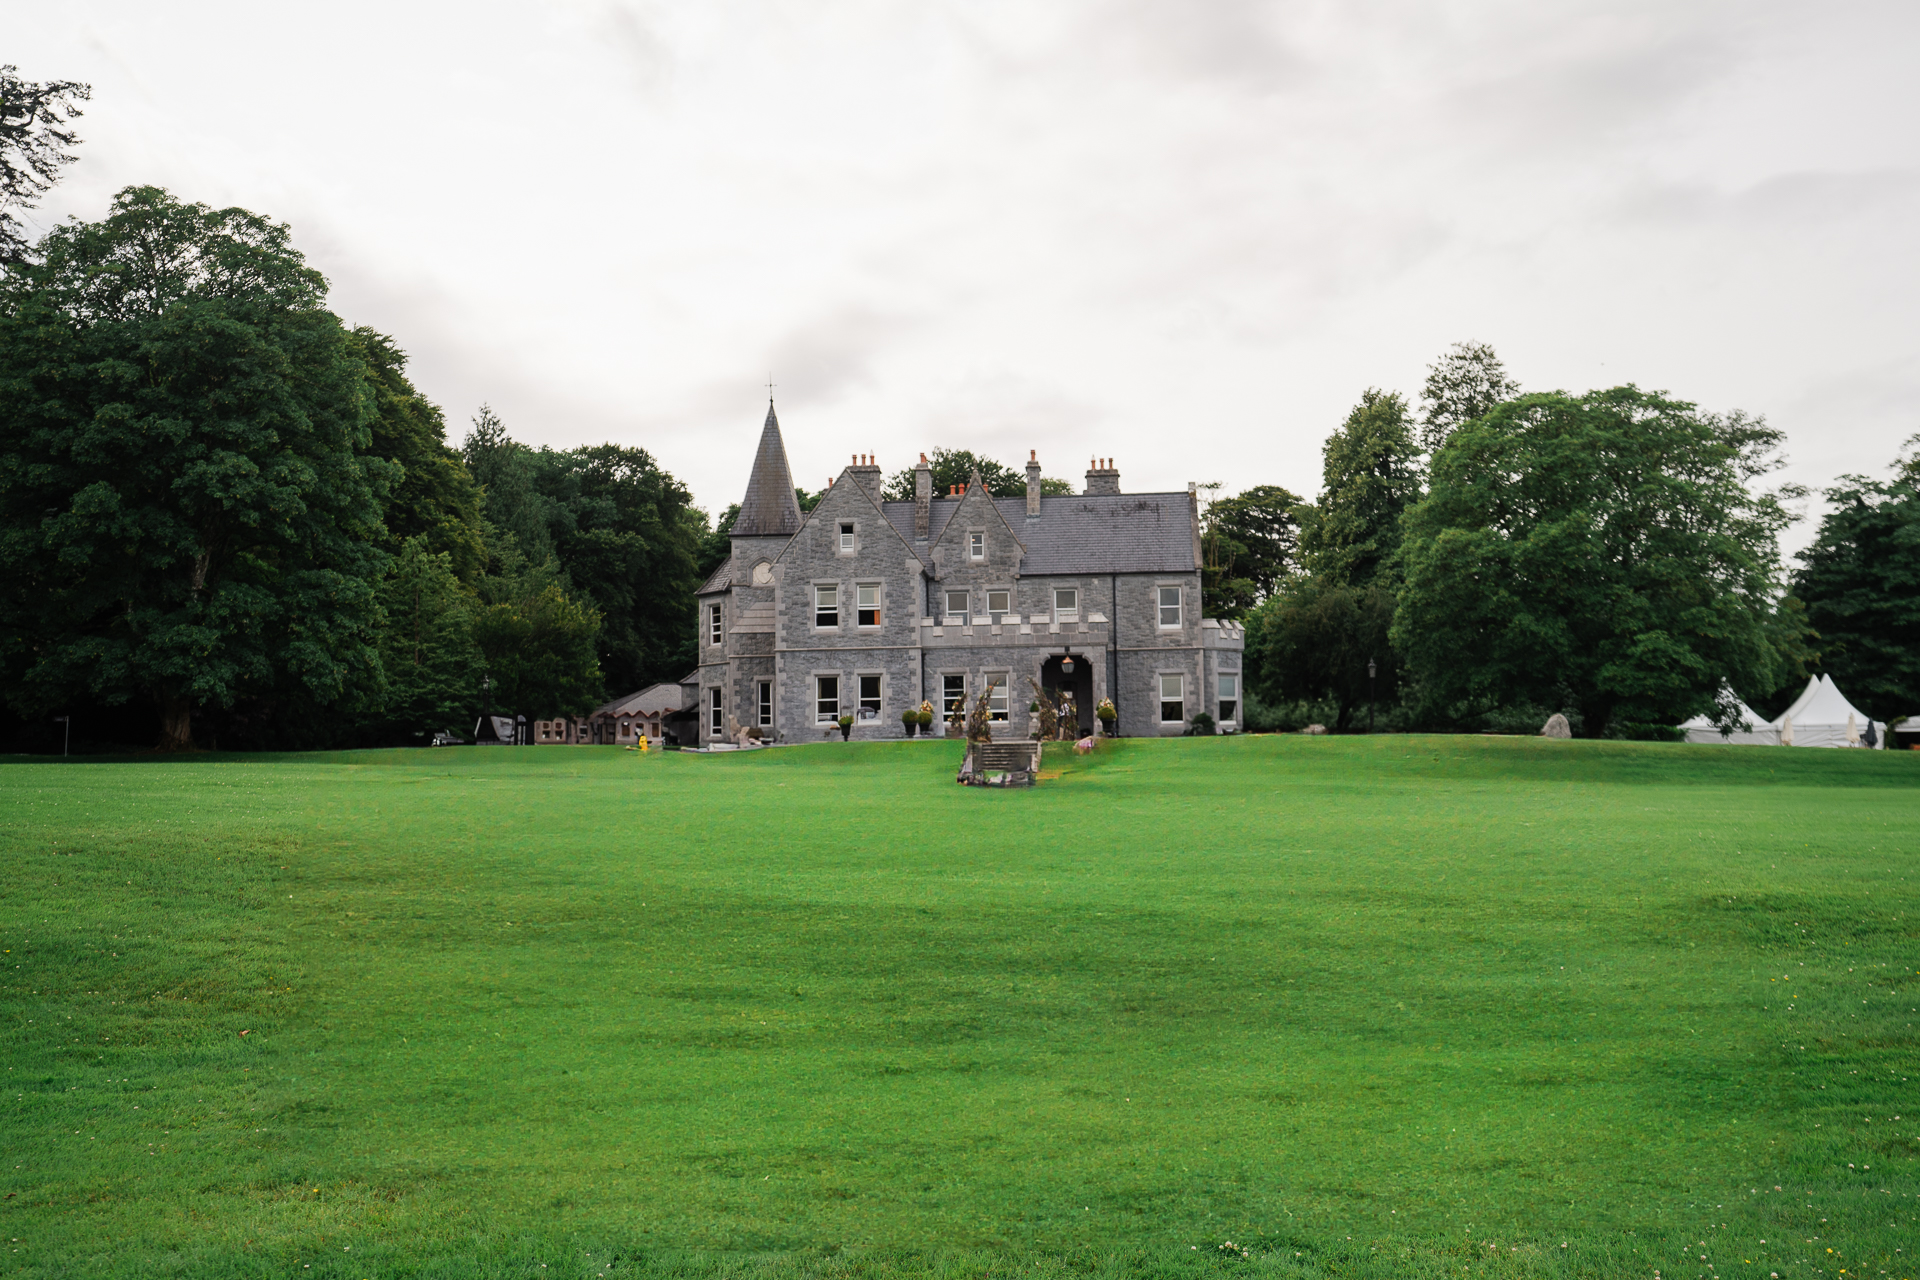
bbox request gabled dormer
[927,469,1025,583]
[772,459,927,648]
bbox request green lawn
[3,735,1918,1279]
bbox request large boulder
[1541,713,1572,739]
[1303,723,1329,735]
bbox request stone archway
[1039,652,1095,737]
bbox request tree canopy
[1299,388,1422,588]
[461,412,704,694]
[1418,341,1519,456]
[0,186,392,748]
[1791,443,1920,720]
[1201,484,1302,620]
[881,448,1072,501]
[1393,387,1802,737]
[0,65,90,264]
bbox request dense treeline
[0,187,709,751]
[1209,342,1912,737]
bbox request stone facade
[695,407,1243,745]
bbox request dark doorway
[1040,653,1095,737]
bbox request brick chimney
[913,453,932,538]
[1025,450,1042,517]
[1084,457,1120,496]
[848,453,882,502]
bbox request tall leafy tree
[1300,388,1422,588]
[351,328,484,582]
[0,65,91,264]
[535,443,704,692]
[1201,483,1302,620]
[463,408,705,692]
[1245,578,1396,731]
[362,536,483,743]
[462,405,553,562]
[1393,387,1801,737]
[470,544,602,722]
[0,186,392,749]
[881,448,1071,501]
[1791,443,1920,720]
[1418,340,1519,456]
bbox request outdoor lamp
[1061,654,1075,674]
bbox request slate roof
[729,403,805,538]
[879,493,1197,575]
[696,563,731,595]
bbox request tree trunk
[156,695,194,751]
[1581,700,1612,740]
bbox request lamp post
[1367,658,1376,734]
[481,673,492,742]
[54,715,69,757]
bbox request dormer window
[969,531,985,560]
[839,523,855,551]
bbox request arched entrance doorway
[1040,652,1095,738]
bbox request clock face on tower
[751,561,773,585]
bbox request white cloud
[11,0,1919,541]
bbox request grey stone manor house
[691,404,1244,746]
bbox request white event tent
[1771,674,1887,749]
[1678,687,1780,745]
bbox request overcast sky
[14,1,1920,545]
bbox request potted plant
[1096,697,1117,735]
[916,702,935,733]
[1188,711,1216,736]
[901,706,919,737]
[837,713,853,742]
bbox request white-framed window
[708,603,722,645]
[1219,673,1239,723]
[1159,673,1185,723]
[987,589,1010,623]
[708,687,724,735]
[942,673,967,719]
[969,531,985,560]
[757,681,772,727]
[858,674,882,720]
[815,675,840,722]
[857,583,881,627]
[944,590,969,625]
[1054,587,1078,622]
[815,584,839,628]
[839,522,855,551]
[986,675,1010,722]
[1158,586,1182,628]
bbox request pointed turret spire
[730,401,804,537]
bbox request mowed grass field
[2,736,1918,1279]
